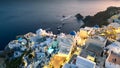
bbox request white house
[57,35,73,55]
[76,56,96,68]
[106,41,120,54]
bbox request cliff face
[83,6,120,27]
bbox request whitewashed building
[106,41,120,54]
[76,56,96,68]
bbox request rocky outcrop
[75,13,83,21]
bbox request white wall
[105,61,120,68]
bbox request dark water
[0,0,120,50]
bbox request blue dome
[70,31,76,36]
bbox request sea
[0,0,120,50]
